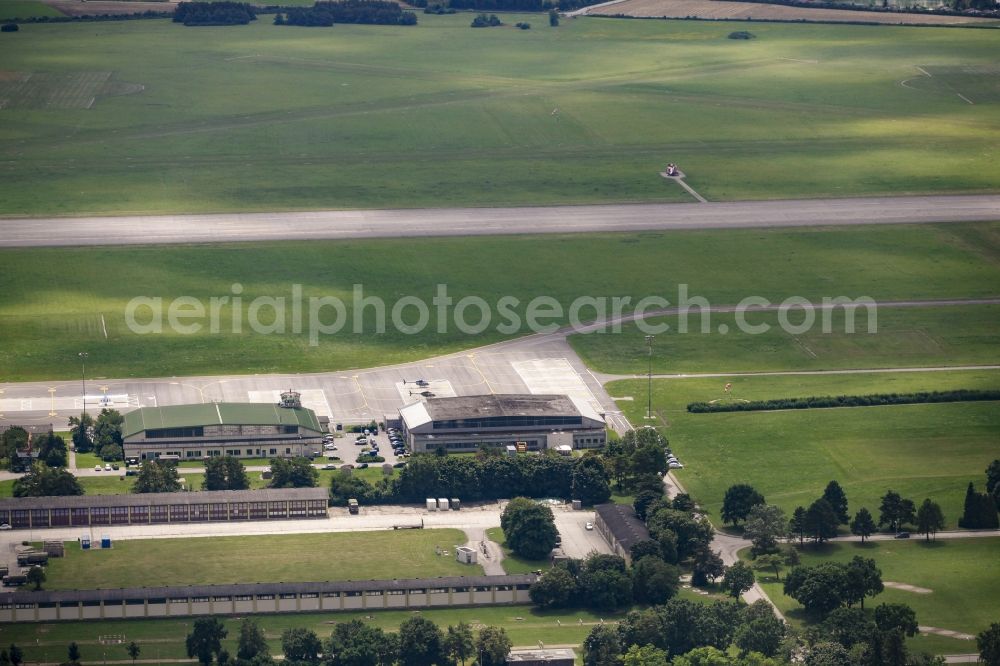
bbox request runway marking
[467,355,497,395]
[100,313,108,339]
[512,358,602,414]
[957,92,974,105]
[915,66,931,77]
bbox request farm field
[0,0,63,19]
[0,17,998,215]
[752,538,1000,655]
[570,304,1000,375]
[2,221,999,381]
[41,529,480,589]
[608,369,1000,528]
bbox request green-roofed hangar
[123,394,324,462]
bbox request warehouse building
[123,394,324,462]
[398,394,606,454]
[0,488,329,529]
[593,503,652,566]
[0,574,537,623]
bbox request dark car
[393,462,407,468]
[894,531,910,539]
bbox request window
[212,596,231,602]
[246,449,253,455]
[269,448,277,455]
[344,591,361,597]
[285,448,291,454]
[301,592,318,599]
[429,588,447,594]
[279,593,297,600]
[125,598,145,605]
[365,590,382,597]
[192,596,209,603]
[387,590,406,595]
[15,603,34,609]
[256,594,274,600]
[235,595,253,601]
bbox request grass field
[0,17,997,215]
[0,0,63,19]
[42,529,479,589]
[2,221,998,381]
[571,304,1000,375]
[751,538,1000,655]
[608,369,1000,528]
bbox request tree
[548,8,558,25]
[126,642,141,665]
[443,623,474,666]
[186,617,227,666]
[529,567,577,608]
[789,506,807,546]
[752,553,785,582]
[281,628,320,665]
[8,646,23,666]
[743,504,786,555]
[501,498,558,560]
[622,645,668,666]
[958,482,999,529]
[34,431,68,468]
[237,618,269,661]
[850,508,876,543]
[803,642,851,666]
[783,562,849,617]
[93,408,125,460]
[691,546,725,586]
[632,490,662,521]
[0,427,28,470]
[987,460,1000,502]
[819,480,849,524]
[916,499,945,541]
[475,626,511,666]
[203,456,250,491]
[67,642,81,664]
[572,457,611,505]
[977,622,1000,666]
[324,619,386,666]
[25,565,45,591]
[629,539,662,564]
[646,508,713,560]
[874,603,918,637]
[132,460,182,494]
[13,462,84,497]
[879,490,916,533]
[579,554,632,612]
[582,625,620,666]
[804,498,839,543]
[734,613,785,658]
[270,457,318,488]
[398,616,444,666]
[843,556,882,609]
[721,561,755,598]
[820,607,874,649]
[631,556,680,605]
[670,646,732,666]
[69,412,94,454]
[721,484,765,525]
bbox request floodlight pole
[645,335,654,419]
[79,352,89,416]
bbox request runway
[2,195,999,247]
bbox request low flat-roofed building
[0,487,329,529]
[399,394,605,454]
[123,402,324,461]
[507,649,577,666]
[593,503,652,565]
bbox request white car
[94,464,103,472]
[104,463,112,471]
[585,522,594,531]
[0,523,12,530]
[668,461,684,469]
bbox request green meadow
[752,538,1000,655]
[2,221,999,381]
[608,369,1000,528]
[0,0,62,19]
[0,16,997,215]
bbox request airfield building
[398,394,606,454]
[122,401,325,462]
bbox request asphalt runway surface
[2,195,999,247]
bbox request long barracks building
[398,394,607,454]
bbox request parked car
[322,464,337,470]
[357,463,369,469]
[668,461,684,469]
[585,522,594,530]
[111,463,120,470]
[104,463,112,471]
[895,531,911,539]
[393,462,407,468]
[0,524,11,530]
[94,465,103,472]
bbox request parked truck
[348,498,359,515]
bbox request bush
[688,389,1000,413]
[471,13,503,26]
[424,4,456,13]
[1,23,19,31]
[728,30,754,38]
[516,21,530,28]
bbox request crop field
[571,304,1000,375]
[42,529,479,589]
[0,0,63,18]
[753,538,1000,655]
[2,221,998,381]
[608,369,1000,528]
[0,17,997,215]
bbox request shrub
[728,30,754,38]
[688,389,1000,413]
[1,23,19,31]
[516,21,530,28]
[471,13,502,26]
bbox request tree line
[173,1,258,25]
[409,0,603,12]
[275,1,417,27]
[687,389,1000,413]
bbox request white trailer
[437,498,449,510]
[426,498,437,511]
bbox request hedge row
[725,0,998,18]
[687,389,1000,413]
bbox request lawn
[2,221,999,381]
[42,529,479,589]
[486,527,549,574]
[0,18,997,216]
[608,369,1000,529]
[571,304,1000,375]
[751,538,1000,655]
[0,0,63,19]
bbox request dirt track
[585,0,993,24]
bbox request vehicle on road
[895,532,911,539]
[585,522,594,530]
[322,464,337,470]
[0,524,11,531]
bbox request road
[2,195,1000,247]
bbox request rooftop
[0,487,328,510]
[123,403,322,438]
[508,649,577,662]
[594,503,652,555]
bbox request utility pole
[645,335,654,419]
[79,352,89,416]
